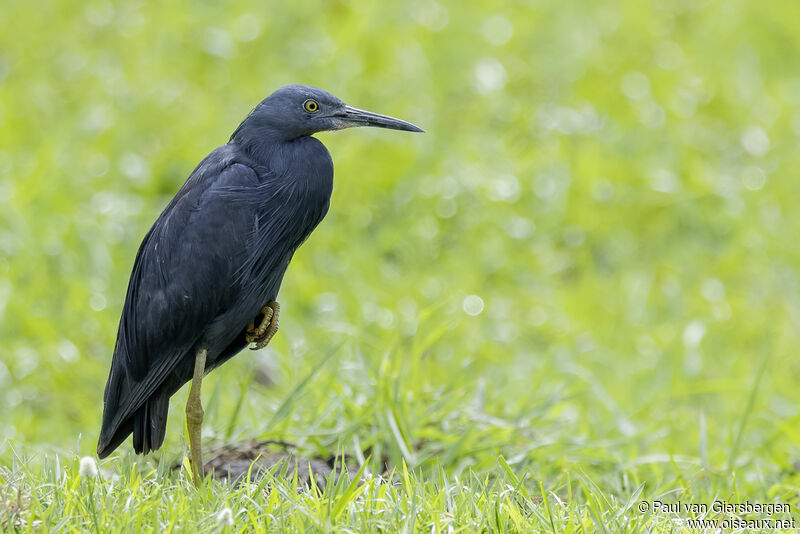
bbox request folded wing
[97,159,261,457]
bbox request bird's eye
[303,99,319,113]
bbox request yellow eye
[303,99,319,112]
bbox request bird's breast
[271,136,333,192]
[246,136,334,262]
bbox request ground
[2,0,800,531]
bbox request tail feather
[97,340,186,458]
[98,393,169,458]
[131,400,149,455]
[97,418,132,459]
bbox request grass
[1,453,658,532]
[0,448,742,533]
[3,0,800,531]
[2,324,799,531]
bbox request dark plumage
[97,85,422,459]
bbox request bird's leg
[245,301,280,350]
[186,347,207,486]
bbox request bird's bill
[337,105,424,133]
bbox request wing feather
[98,158,261,455]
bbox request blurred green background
[2,0,800,502]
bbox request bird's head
[238,84,423,142]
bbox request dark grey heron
[97,84,422,484]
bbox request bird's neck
[230,130,333,191]
[228,117,333,193]
[229,121,288,163]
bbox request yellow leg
[186,347,207,486]
[245,301,280,350]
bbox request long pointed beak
[337,105,424,133]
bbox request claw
[245,301,280,349]
[249,306,274,339]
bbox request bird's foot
[246,301,280,350]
